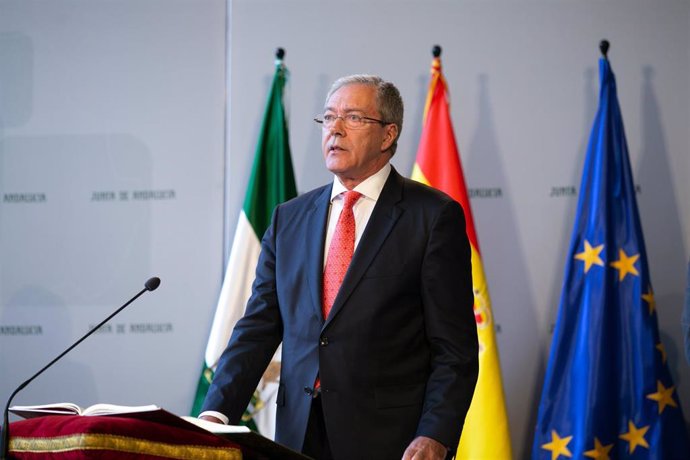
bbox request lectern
[5,409,310,460]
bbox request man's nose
[329,116,346,135]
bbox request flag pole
[599,39,609,60]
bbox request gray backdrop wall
[0,0,226,420]
[2,0,689,458]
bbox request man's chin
[325,160,347,175]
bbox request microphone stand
[0,277,160,460]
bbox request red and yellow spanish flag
[412,51,513,460]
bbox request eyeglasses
[314,113,390,129]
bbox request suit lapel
[323,167,405,328]
[305,185,332,319]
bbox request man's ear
[381,124,398,152]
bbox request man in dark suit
[200,75,478,460]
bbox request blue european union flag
[532,56,690,459]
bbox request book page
[81,403,160,416]
[10,402,83,418]
[180,416,251,434]
[10,402,161,419]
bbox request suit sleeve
[200,206,284,424]
[415,199,479,449]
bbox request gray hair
[326,74,404,155]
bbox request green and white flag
[191,53,297,429]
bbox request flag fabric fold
[532,56,689,460]
[191,57,297,433]
[412,54,513,460]
[681,262,690,364]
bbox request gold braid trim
[10,433,242,460]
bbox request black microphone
[0,277,161,460]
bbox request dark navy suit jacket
[202,167,478,460]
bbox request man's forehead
[325,84,377,111]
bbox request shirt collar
[330,163,392,202]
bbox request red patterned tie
[315,191,361,392]
[322,191,362,319]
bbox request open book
[9,402,161,419]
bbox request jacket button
[303,386,313,396]
[320,336,329,346]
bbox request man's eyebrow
[323,106,366,113]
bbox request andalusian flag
[411,48,513,459]
[191,52,297,426]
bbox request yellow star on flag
[619,420,650,453]
[574,240,605,273]
[642,287,656,315]
[541,430,573,460]
[656,343,667,363]
[647,380,678,414]
[610,249,640,281]
[584,438,614,460]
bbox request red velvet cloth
[8,413,242,459]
